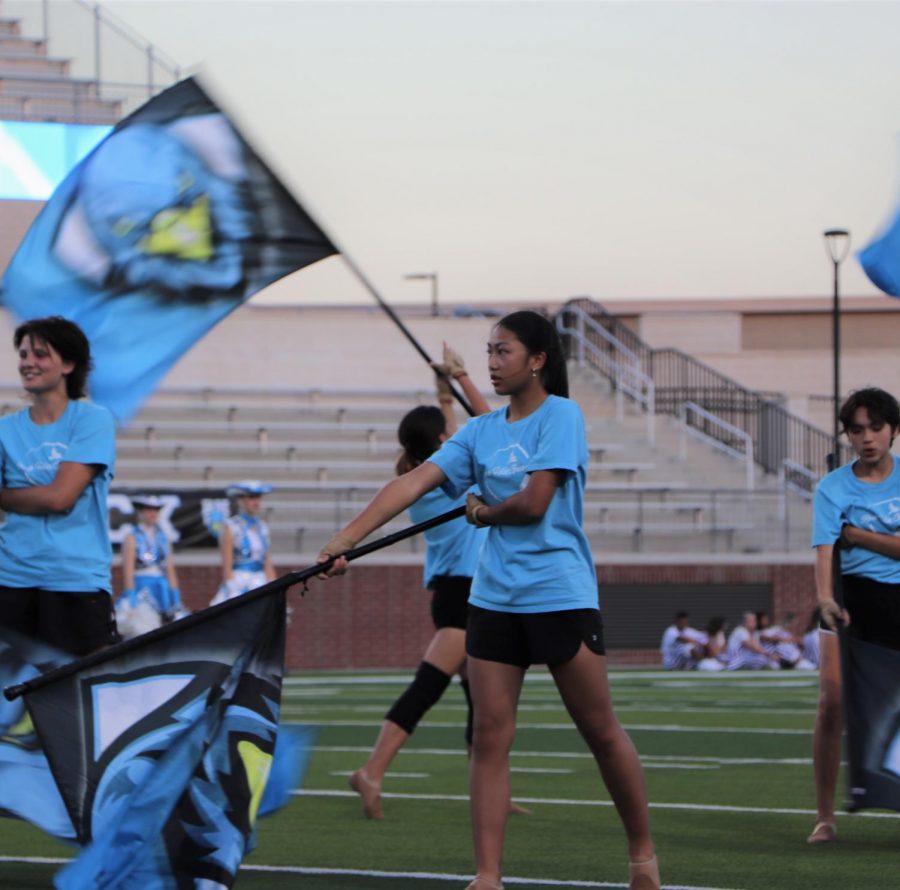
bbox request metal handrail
[679,401,754,490]
[4,0,179,114]
[556,306,656,444]
[558,296,853,478]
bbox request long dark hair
[396,405,446,475]
[14,316,93,400]
[495,310,568,398]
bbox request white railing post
[577,312,585,365]
[682,401,754,490]
[745,438,755,492]
[615,364,624,420]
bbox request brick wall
[140,559,817,670]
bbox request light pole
[404,272,439,317]
[823,228,851,465]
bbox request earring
[531,367,537,377]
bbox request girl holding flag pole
[319,311,659,890]
[809,387,900,844]
[348,344,492,820]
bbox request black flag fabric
[24,587,293,888]
[843,633,900,812]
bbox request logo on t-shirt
[484,443,530,500]
[18,441,70,484]
[857,496,900,532]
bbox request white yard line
[299,719,810,735]
[312,744,813,766]
[0,857,745,889]
[294,788,900,821]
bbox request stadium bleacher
[107,372,810,559]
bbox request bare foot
[465,877,503,890]
[348,768,383,820]
[807,820,837,844]
[629,855,660,890]
[508,801,531,816]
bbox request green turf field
[2,669,897,889]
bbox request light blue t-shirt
[0,399,116,592]
[408,486,485,589]
[812,454,900,584]
[428,395,598,613]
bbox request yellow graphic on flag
[237,740,273,826]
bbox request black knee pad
[460,677,474,747]
[386,661,452,734]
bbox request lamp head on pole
[823,229,851,265]
[404,272,439,316]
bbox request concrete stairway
[0,13,121,123]
[569,364,813,555]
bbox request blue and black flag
[1,77,337,423]
[860,213,900,298]
[843,634,900,812]
[11,586,302,889]
[0,636,75,842]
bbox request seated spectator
[660,611,705,670]
[697,616,728,672]
[801,607,822,669]
[726,611,780,670]
[757,611,815,670]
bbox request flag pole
[4,506,465,701]
[195,74,475,416]
[337,251,475,417]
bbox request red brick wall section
[121,561,817,669]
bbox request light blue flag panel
[16,587,313,889]
[0,639,75,842]
[1,77,337,424]
[859,203,900,297]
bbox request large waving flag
[13,586,298,889]
[3,510,465,887]
[1,77,337,423]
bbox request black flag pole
[338,251,475,417]
[4,505,466,701]
[187,74,475,417]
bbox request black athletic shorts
[466,604,605,667]
[840,575,900,651]
[0,586,120,656]
[430,575,471,630]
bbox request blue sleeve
[428,420,477,500]
[812,476,843,547]
[65,404,116,476]
[527,399,584,475]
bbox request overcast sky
[73,2,900,306]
